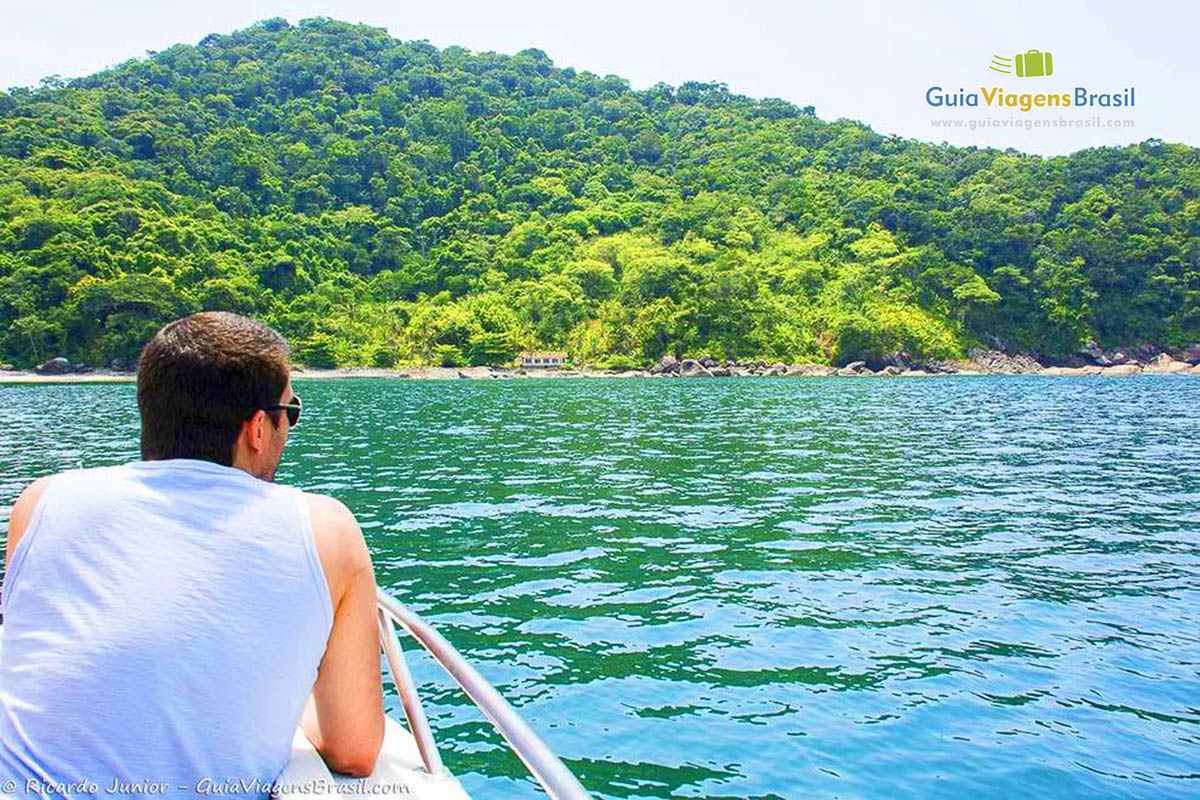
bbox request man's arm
[302,493,385,777]
[5,476,55,570]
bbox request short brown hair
[137,312,291,465]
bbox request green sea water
[1,377,1198,799]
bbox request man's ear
[244,410,269,454]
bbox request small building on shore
[520,350,567,369]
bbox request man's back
[0,459,333,796]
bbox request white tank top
[0,459,334,798]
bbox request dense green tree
[0,18,1196,369]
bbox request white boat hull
[275,717,470,799]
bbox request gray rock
[789,364,836,377]
[836,367,860,377]
[710,366,732,377]
[1144,354,1191,374]
[1130,343,1161,362]
[1042,365,1103,376]
[699,356,719,368]
[1171,343,1200,365]
[650,355,678,374]
[1079,339,1105,362]
[0,363,14,371]
[680,359,713,377]
[966,348,1044,374]
[880,365,902,376]
[884,351,916,369]
[844,361,867,372]
[37,357,72,375]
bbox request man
[0,312,384,796]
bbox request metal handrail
[375,588,591,800]
[376,609,444,776]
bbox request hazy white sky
[1,0,1195,155]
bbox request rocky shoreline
[586,348,1200,379]
[3,347,1199,384]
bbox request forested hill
[0,18,1197,370]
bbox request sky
[0,0,1196,156]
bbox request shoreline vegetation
[4,349,1198,384]
[0,19,1197,380]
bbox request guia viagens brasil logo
[926,49,1134,112]
[990,50,1053,78]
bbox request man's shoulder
[7,473,69,557]
[302,492,359,534]
[10,466,105,514]
[301,492,372,590]
[23,472,59,493]
[9,463,142,532]
[12,474,57,515]
[25,463,134,492]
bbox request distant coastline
[1,20,1196,389]
[3,354,1197,385]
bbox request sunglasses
[263,394,302,428]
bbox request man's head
[137,312,297,481]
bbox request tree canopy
[1,18,1196,368]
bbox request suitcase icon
[1015,49,1053,78]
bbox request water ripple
[1,376,1198,799]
